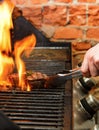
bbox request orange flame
[0,0,36,91]
[0,0,14,84]
[14,34,36,90]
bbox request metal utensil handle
[58,69,83,80]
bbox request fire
[14,34,36,90]
[0,0,36,91]
[0,0,14,84]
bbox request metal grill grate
[0,85,67,130]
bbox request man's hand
[81,43,99,77]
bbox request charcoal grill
[0,16,72,130]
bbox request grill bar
[0,86,67,130]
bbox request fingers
[81,54,90,77]
[88,59,99,76]
[81,50,92,77]
[81,45,99,77]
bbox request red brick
[22,7,42,27]
[42,5,67,26]
[11,0,28,5]
[53,27,83,39]
[55,0,72,3]
[72,42,91,50]
[78,0,96,2]
[69,5,86,25]
[87,28,99,40]
[88,6,99,26]
[29,0,48,4]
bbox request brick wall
[11,0,99,66]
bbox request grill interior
[0,16,72,130]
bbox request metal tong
[45,68,83,87]
[57,68,83,79]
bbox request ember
[0,0,36,91]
